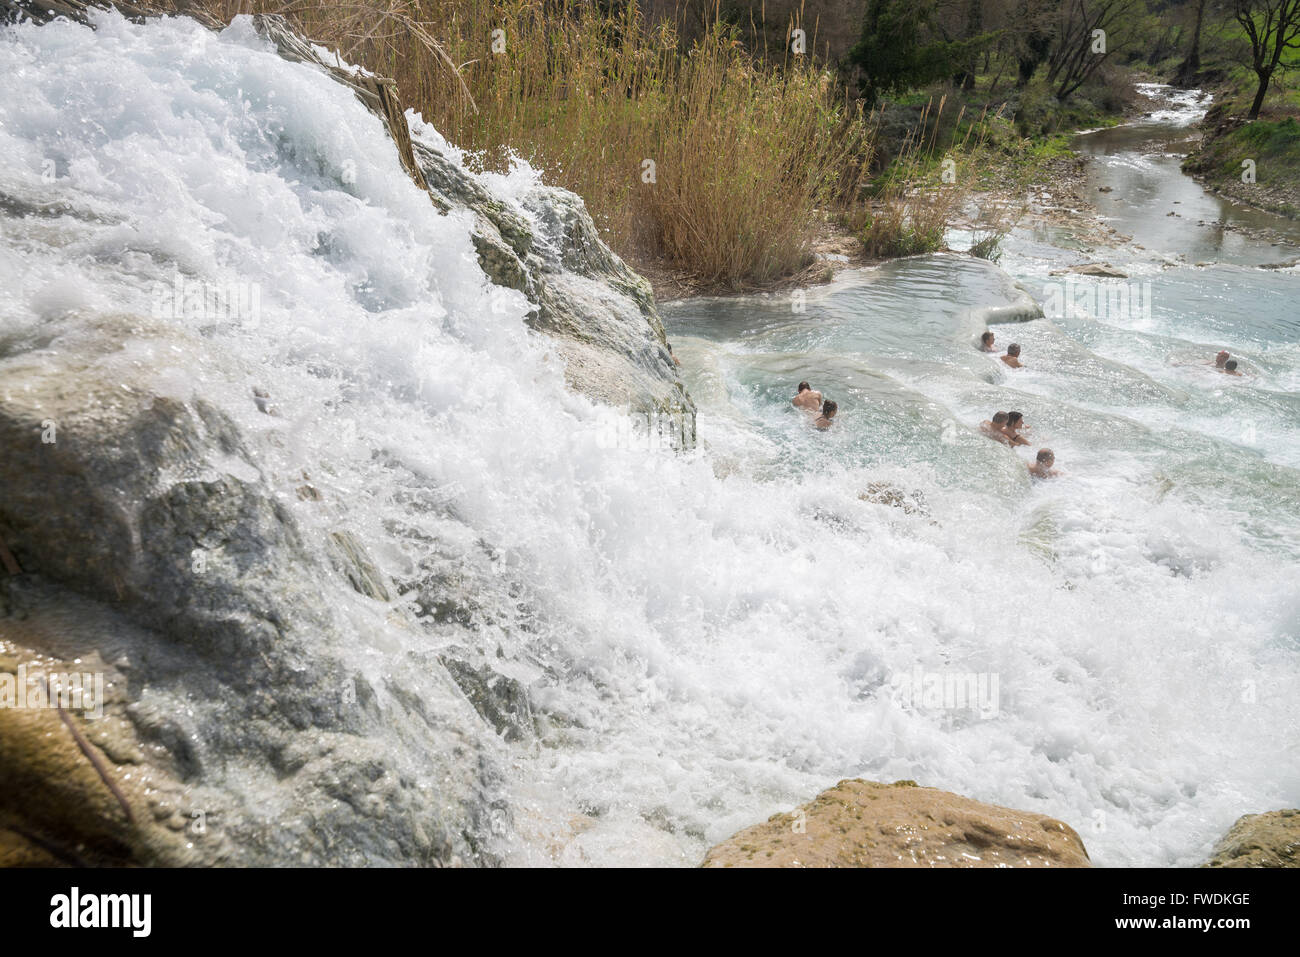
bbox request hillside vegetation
[151,1,1300,287]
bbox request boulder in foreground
[701,779,1091,868]
[1202,809,1300,868]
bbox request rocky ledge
[0,0,692,866]
[0,314,502,865]
[701,779,1092,868]
[1,0,695,434]
[1202,809,1300,868]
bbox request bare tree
[1045,0,1139,100]
[1233,0,1300,117]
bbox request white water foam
[1135,82,1212,126]
[1,13,1296,868]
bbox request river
[646,84,1300,866]
[1,14,1295,868]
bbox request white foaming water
[2,13,1297,867]
[1134,82,1211,126]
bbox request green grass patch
[1184,117,1300,196]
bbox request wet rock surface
[0,0,697,867]
[0,315,499,865]
[413,135,694,429]
[701,779,1092,868]
[1202,809,1300,868]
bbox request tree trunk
[988,55,1007,95]
[1249,69,1270,118]
[962,0,983,90]
[1174,0,1207,86]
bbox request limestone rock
[250,15,430,192]
[0,314,500,866]
[0,0,700,868]
[2,0,695,436]
[1202,809,1300,868]
[701,779,1091,868]
[439,652,537,743]
[1068,262,1129,279]
[412,134,695,433]
[860,482,929,517]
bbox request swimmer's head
[992,412,1009,425]
[981,331,994,346]
[1216,350,1230,366]
[1007,411,1024,427]
[1036,448,1054,465]
[1225,360,1238,371]
[798,381,811,393]
[1007,343,1021,357]
[822,399,838,417]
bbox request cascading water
[1,13,1296,867]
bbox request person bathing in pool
[1002,411,1031,446]
[1028,448,1061,479]
[793,381,823,411]
[1001,343,1024,368]
[979,330,996,353]
[981,412,1012,444]
[1222,359,1244,376]
[814,399,837,430]
[1211,350,1230,368]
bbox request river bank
[1182,105,1300,222]
[646,138,1098,304]
[646,87,1158,304]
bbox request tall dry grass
[177,0,875,289]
